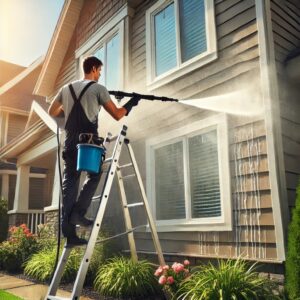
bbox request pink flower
[162,265,170,271]
[167,276,174,284]
[172,263,184,273]
[154,266,163,277]
[158,275,167,285]
[183,259,190,266]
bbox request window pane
[154,3,177,76]
[94,47,105,86]
[179,0,207,62]
[106,33,120,90]
[155,141,185,220]
[189,130,221,218]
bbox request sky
[0,0,64,67]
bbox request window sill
[146,220,232,232]
[147,51,218,91]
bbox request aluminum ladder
[45,125,165,300]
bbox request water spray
[109,90,263,116]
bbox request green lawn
[0,290,24,300]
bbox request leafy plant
[94,257,161,299]
[24,245,82,283]
[286,181,300,300]
[176,259,279,300]
[0,197,9,242]
[0,224,38,272]
[155,260,190,298]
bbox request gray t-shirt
[54,79,110,127]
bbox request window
[146,114,231,231]
[146,0,217,89]
[94,33,121,90]
[76,12,128,91]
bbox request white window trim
[146,114,232,232]
[76,21,125,89]
[75,5,133,89]
[146,0,217,90]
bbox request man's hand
[123,96,141,116]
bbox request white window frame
[75,5,133,89]
[146,0,217,90]
[146,114,232,232]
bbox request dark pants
[61,150,101,237]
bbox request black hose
[50,125,63,281]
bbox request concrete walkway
[0,273,92,300]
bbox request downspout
[255,0,289,261]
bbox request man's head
[83,56,103,81]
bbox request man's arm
[48,99,64,117]
[103,100,127,121]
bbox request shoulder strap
[68,81,96,103]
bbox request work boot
[65,235,88,248]
[69,211,93,227]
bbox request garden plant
[94,256,161,299]
[155,259,190,299]
[0,224,38,272]
[0,197,8,242]
[176,258,279,300]
[286,181,300,300]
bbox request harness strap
[68,81,96,103]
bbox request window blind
[155,141,186,220]
[154,3,177,76]
[188,130,221,218]
[179,0,207,62]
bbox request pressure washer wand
[109,90,179,102]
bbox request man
[48,56,139,246]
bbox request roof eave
[33,0,84,97]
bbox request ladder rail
[45,125,165,300]
[126,142,166,266]
[116,168,138,262]
[70,129,126,299]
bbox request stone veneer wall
[45,210,59,234]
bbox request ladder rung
[118,163,133,169]
[104,157,113,163]
[120,174,136,179]
[108,135,118,142]
[125,202,144,208]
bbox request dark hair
[83,56,103,74]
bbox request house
[0,57,51,233]
[2,0,300,273]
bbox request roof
[0,100,58,160]
[34,0,84,97]
[0,60,25,87]
[0,56,44,112]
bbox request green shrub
[0,197,8,242]
[24,245,83,283]
[24,235,109,284]
[94,257,161,299]
[0,224,38,272]
[286,182,300,300]
[177,259,278,300]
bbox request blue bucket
[77,144,105,173]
